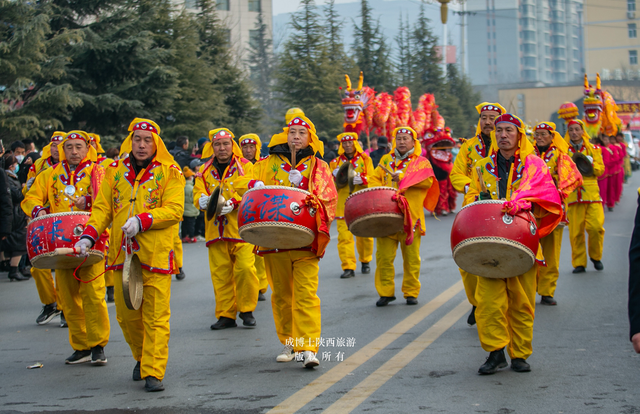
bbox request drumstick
[380,164,394,176]
[289,143,297,168]
[476,166,488,193]
[54,247,81,255]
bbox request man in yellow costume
[239,133,268,301]
[465,114,562,374]
[76,118,185,392]
[23,132,66,327]
[194,128,258,330]
[22,131,110,366]
[533,122,582,305]
[450,102,505,326]
[250,114,337,368]
[329,132,374,278]
[369,127,439,307]
[565,119,605,273]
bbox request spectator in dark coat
[629,190,640,353]
[170,136,193,169]
[370,136,390,168]
[18,152,40,184]
[2,155,29,281]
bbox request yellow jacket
[192,156,253,244]
[369,152,435,235]
[535,145,560,183]
[566,143,604,205]
[22,157,56,197]
[82,157,185,274]
[328,152,374,218]
[450,135,491,194]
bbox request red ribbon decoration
[392,191,414,246]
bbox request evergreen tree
[407,3,443,97]
[446,63,481,138]
[353,0,393,91]
[394,14,411,86]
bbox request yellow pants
[264,250,321,353]
[32,268,63,310]
[537,226,563,297]
[567,203,605,268]
[56,261,110,351]
[174,224,183,271]
[374,233,421,298]
[255,254,268,294]
[114,268,171,381]
[475,266,537,360]
[459,269,478,307]
[207,241,259,319]
[104,270,114,288]
[336,219,374,270]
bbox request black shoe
[176,267,186,280]
[8,267,29,281]
[133,361,142,381]
[590,259,604,271]
[60,312,68,328]
[210,317,237,330]
[478,348,508,375]
[361,262,371,274]
[540,296,557,306]
[65,349,91,365]
[37,303,61,325]
[406,297,418,305]
[0,260,9,272]
[467,306,477,326]
[91,345,107,366]
[572,266,586,274]
[258,292,266,301]
[510,358,531,372]
[340,269,355,279]
[239,311,256,327]
[144,376,165,392]
[106,286,114,303]
[376,296,396,307]
[607,207,614,212]
[20,266,32,277]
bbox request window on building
[630,50,638,65]
[223,29,231,45]
[248,0,261,12]
[629,0,636,12]
[249,29,260,49]
[630,23,637,38]
[216,0,230,11]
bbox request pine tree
[353,0,393,91]
[407,3,443,97]
[394,14,411,86]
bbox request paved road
[1,174,640,414]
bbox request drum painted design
[344,186,404,238]
[27,212,107,269]
[238,186,317,249]
[450,200,539,278]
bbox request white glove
[199,194,211,210]
[332,168,340,177]
[289,170,303,186]
[253,180,265,189]
[220,200,234,215]
[353,174,364,185]
[26,177,35,190]
[586,155,593,164]
[122,217,140,238]
[74,239,93,256]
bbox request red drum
[238,186,317,249]
[450,200,539,278]
[344,187,404,238]
[27,212,107,269]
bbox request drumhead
[452,236,535,278]
[123,253,143,310]
[239,222,315,250]
[348,214,404,238]
[29,211,91,225]
[31,250,104,270]
[346,186,397,202]
[243,185,311,197]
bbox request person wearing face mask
[76,118,184,392]
[10,140,26,164]
[2,154,29,281]
[193,128,258,330]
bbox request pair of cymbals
[206,186,226,221]
[335,162,356,194]
[572,152,594,177]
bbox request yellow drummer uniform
[565,120,605,270]
[369,127,438,302]
[193,128,258,325]
[22,131,110,356]
[450,103,505,311]
[329,133,374,275]
[81,119,184,382]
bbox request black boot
[572,266,586,274]
[239,311,256,327]
[376,296,396,307]
[258,292,266,301]
[210,317,237,330]
[340,269,355,279]
[144,376,164,392]
[467,306,477,326]
[132,361,142,381]
[176,267,186,280]
[540,296,557,306]
[106,286,114,303]
[510,358,531,372]
[406,297,418,305]
[8,266,29,281]
[478,348,507,375]
[361,262,371,274]
[590,258,604,271]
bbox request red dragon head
[342,72,366,125]
[583,74,604,125]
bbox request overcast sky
[272,0,357,16]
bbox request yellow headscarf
[58,130,98,162]
[285,108,305,124]
[474,102,507,136]
[391,126,422,157]
[88,133,105,154]
[490,113,535,160]
[238,133,263,158]
[564,119,597,153]
[336,132,364,156]
[42,131,66,160]
[119,118,174,166]
[268,114,325,157]
[202,128,243,159]
[534,121,570,154]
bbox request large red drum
[450,200,539,278]
[27,212,107,269]
[238,186,317,249]
[344,187,404,238]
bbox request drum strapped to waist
[572,152,594,177]
[344,186,404,238]
[27,212,107,270]
[238,186,318,250]
[450,200,539,278]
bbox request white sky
[272,0,357,16]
